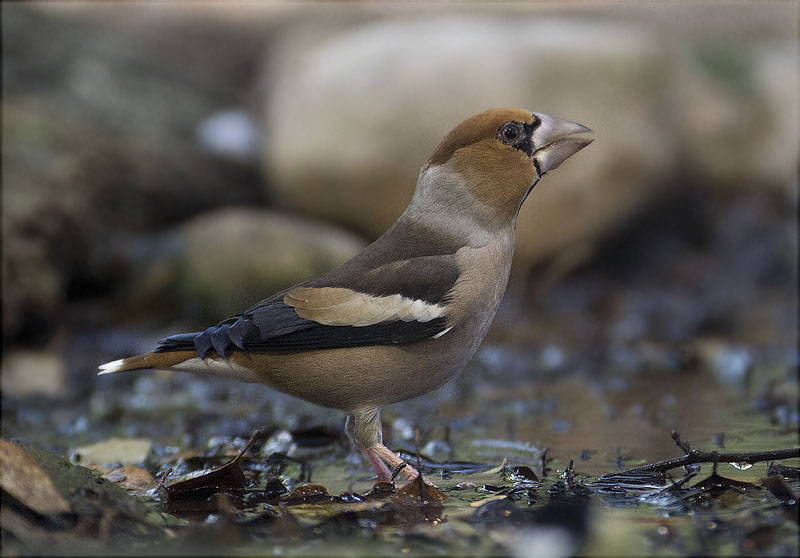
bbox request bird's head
[421,108,592,224]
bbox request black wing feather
[154,300,449,358]
[154,252,460,358]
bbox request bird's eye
[499,122,521,143]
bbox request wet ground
[2,186,798,555]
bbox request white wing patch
[284,287,448,327]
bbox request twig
[232,429,263,465]
[414,427,422,472]
[605,431,800,478]
[671,429,692,454]
[616,448,799,476]
[156,467,173,491]
[541,448,551,479]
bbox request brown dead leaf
[164,460,245,501]
[396,473,445,503]
[393,473,445,524]
[362,481,396,499]
[0,439,71,515]
[164,430,261,516]
[284,484,333,505]
[93,465,158,495]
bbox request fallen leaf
[165,461,245,500]
[362,481,396,499]
[0,439,71,515]
[284,484,333,505]
[165,430,260,516]
[93,465,158,494]
[396,474,445,503]
[394,473,445,524]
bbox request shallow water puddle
[2,338,797,555]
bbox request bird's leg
[346,409,390,478]
[359,446,394,480]
[371,442,434,486]
[345,409,434,486]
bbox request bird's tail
[98,351,196,375]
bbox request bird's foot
[369,443,435,486]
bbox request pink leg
[372,443,435,486]
[360,446,393,480]
[345,410,434,486]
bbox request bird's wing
[155,255,459,358]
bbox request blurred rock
[261,16,676,267]
[691,338,753,388]
[5,4,794,348]
[676,41,798,192]
[261,13,797,271]
[2,5,267,343]
[1,350,67,398]
[129,208,366,323]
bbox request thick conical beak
[530,112,593,175]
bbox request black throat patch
[517,117,540,158]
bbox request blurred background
[2,2,797,466]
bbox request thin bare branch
[615,448,800,476]
[599,431,799,478]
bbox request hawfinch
[100,108,592,483]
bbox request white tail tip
[98,359,125,375]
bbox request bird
[99,108,592,484]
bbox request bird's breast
[445,233,515,342]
